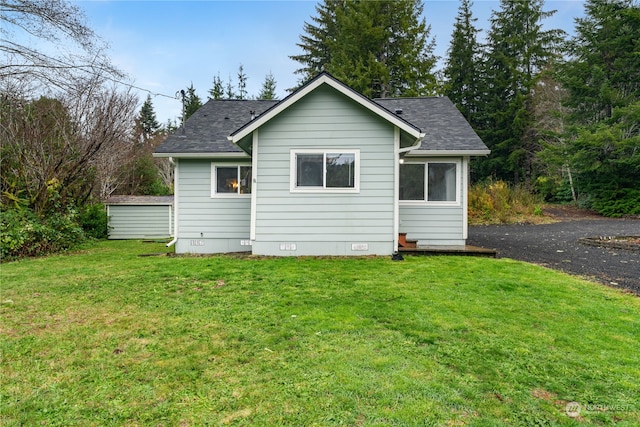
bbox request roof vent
[395,108,403,115]
[250,110,256,120]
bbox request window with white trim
[399,161,459,204]
[211,164,252,196]
[291,150,359,192]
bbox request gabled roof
[228,72,424,144]
[155,72,488,157]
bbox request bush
[79,203,109,239]
[589,187,640,218]
[534,176,575,203]
[0,208,86,260]
[469,180,544,224]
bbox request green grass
[1,241,638,426]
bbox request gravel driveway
[467,213,640,294]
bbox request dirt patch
[532,388,557,401]
[542,205,604,220]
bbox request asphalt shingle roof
[155,99,279,155]
[375,97,487,152]
[155,90,487,156]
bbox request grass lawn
[1,241,638,426]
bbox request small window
[399,164,425,200]
[296,154,323,187]
[400,161,458,204]
[291,150,359,192]
[212,165,251,196]
[428,163,456,202]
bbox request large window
[399,161,458,204]
[291,150,359,192]
[212,165,252,196]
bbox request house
[154,72,489,256]
[105,195,174,239]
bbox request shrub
[469,180,544,224]
[0,208,85,260]
[534,176,575,203]
[589,187,640,218]
[79,203,109,239]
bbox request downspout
[166,157,179,247]
[249,131,258,242]
[462,156,469,241]
[394,131,425,253]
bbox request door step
[398,233,417,248]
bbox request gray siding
[108,205,172,239]
[253,85,396,256]
[175,159,251,253]
[399,157,467,246]
[399,206,464,245]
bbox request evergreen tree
[291,0,344,82]
[477,0,564,184]
[561,0,640,124]
[182,83,202,122]
[237,64,248,100]
[225,74,235,99]
[209,73,224,100]
[443,0,482,126]
[291,0,438,98]
[557,0,640,216]
[258,72,278,100]
[136,95,161,143]
[165,118,178,134]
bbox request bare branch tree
[0,0,125,93]
[155,158,174,192]
[0,82,138,213]
[531,70,576,202]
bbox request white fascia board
[404,149,491,157]
[153,152,250,159]
[229,74,423,143]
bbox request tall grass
[469,180,544,224]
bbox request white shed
[105,195,174,240]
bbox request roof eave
[405,149,491,157]
[153,151,251,159]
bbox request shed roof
[105,195,174,206]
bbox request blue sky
[74,0,586,124]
